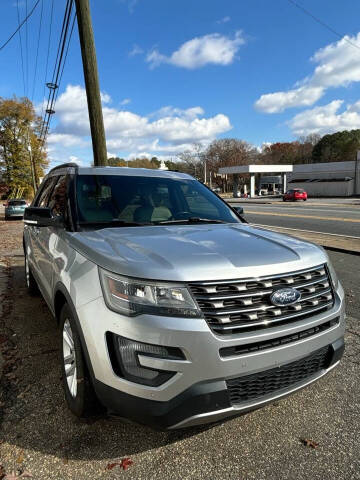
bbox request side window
[35,177,58,207]
[180,184,219,217]
[48,175,68,217]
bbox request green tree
[0,96,48,198]
[312,129,360,163]
[107,157,127,166]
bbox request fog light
[109,334,184,387]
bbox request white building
[289,160,360,197]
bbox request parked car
[4,199,28,220]
[283,189,307,201]
[23,164,345,429]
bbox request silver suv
[23,164,345,429]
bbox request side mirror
[232,206,244,215]
[24,207,64,228]
[232,205,247,223]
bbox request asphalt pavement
[0,217,359,480]
[230,201,360,238]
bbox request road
[229,201,360,238]
[0,217,359,480]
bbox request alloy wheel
[63,319,77,398]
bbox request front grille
[226,346,331,405]
[189,265,334,334]
[220,318,339,358]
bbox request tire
[24,252,40,296]
[59,303,103,418]
[282,198,286,202]
[303,199,307,201]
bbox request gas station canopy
[218,164,293,196]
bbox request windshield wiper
[78,220,151,228]
[157,217,226,225]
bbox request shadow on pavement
[0,260,216,461]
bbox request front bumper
[5,210,25,218]
[94,337,344,429]
[77,282,345,429]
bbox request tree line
[0,97,48,198]
[2,96,360,199]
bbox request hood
[67,224,327,282]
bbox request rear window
[8,200,26,206]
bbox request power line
[41,0,54,121]
[16,0,26,97]
[25,0,29,97]
[41,0,74,141]
[40,0,76,145]
[286,0,360,52]
[55,13,77,104]
[0,0,41,51]
[31,0,44,102]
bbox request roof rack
[48,162,79,174]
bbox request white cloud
[255,32,360,113]
[46,84,232,164]
[150,105,205,120]
[47,133,87,147]
[129,44,144,57]
[255,86,324,113]
[288,99,360,136]
[217,16,231,24]
[120,98,131,105]
[146,31,245,69]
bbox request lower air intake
[226,346,331,405]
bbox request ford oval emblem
[270,288,301,306]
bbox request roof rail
[48,162,79,174]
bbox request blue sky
[1,0,360,167]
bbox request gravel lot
[0,216,359,480]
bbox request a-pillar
[250,173,255,197]
[281,173,287,193]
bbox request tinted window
[76,175,239,225]
[48,175,68,217]
[9,200,26,206]
[35,177,58,207]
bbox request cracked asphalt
[0,217,359,480]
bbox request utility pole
[26,127,37,193]
[75,0,107,166]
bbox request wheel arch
[53,282,96,381]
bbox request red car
[283,188,307,201]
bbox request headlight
[99,268,202,318]
[327,261,339,290]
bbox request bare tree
[205,138,258,194]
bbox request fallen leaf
[301,438,319,449]
[16,451,24,464]
[121,458,133,471]
[106,458,133,471]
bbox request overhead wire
[55,12,77,105]
[39,0,76,145]
[40,0,73,142]
[0,0,41,51]
[40,0,54,121]
[31,0,44,102]
[286,0,360,52]
[16,0,26,97]
[25,0,29,98]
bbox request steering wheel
[173,211,192,220]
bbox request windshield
[76,174,240,226]
[9,200,26,206]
